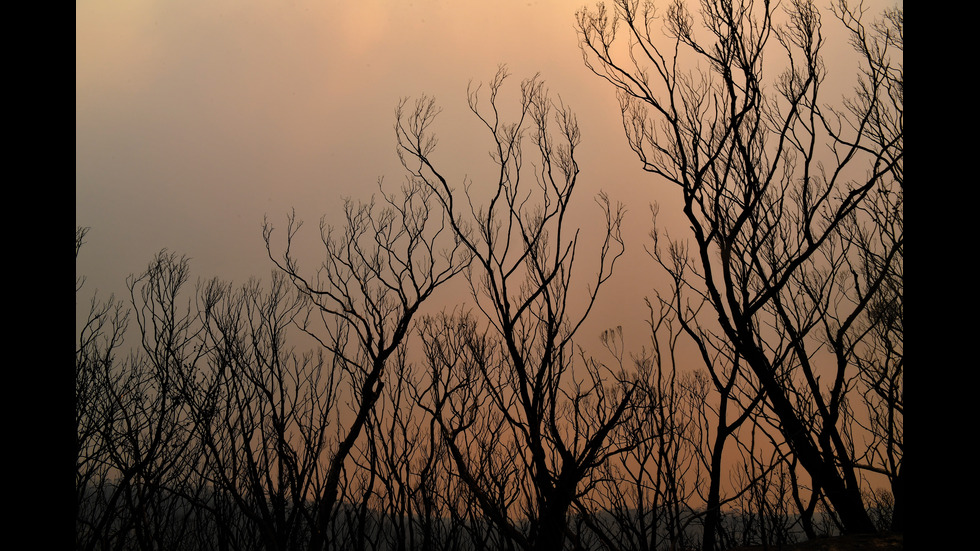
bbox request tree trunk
[889,462,904,533]
[702,404,732,551]
[534,494,572,551]
[756,371,875,534]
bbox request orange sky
[76,0,897,361]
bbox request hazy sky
[76,0,894,352]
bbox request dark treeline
[76,1,902,550]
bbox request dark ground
[725,533,903,551]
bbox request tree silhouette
[75,2,902,548]
[397,67,633,551]
[263,173,469,550]
[77,227,132,550]
[577,0,902,539]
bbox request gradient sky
[76,0,894,355]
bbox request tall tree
[181,273,332,551]
[399,67,632,551]
[263,177,470,550]
[76,227,132,550]
[577,0,902,536]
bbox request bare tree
[120,251,213,550]
[171,273,334,551]
[647,207,780,550]
[831,0,903,533]
[77,227,132,550]
[573,320,703,551]
[263,174,470,550]
[399,67,632,551]
[76,1,901,546]
[76,247,209,551]
[353,344,474,551]
[641,221,773,551]
[577,0,902,537]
